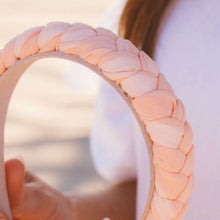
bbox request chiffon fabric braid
[0,22,194,220]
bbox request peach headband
[0,22,194,220]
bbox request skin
[0,158,136,220]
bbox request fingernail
[14,155,25,167]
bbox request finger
[5,158,25,210]
[13,177,56,219]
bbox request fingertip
[5,159,25,177]
[5,157,25,185]
[5,157,25,209]
[5,156,25,171]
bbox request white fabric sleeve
[89,79,137,182]
[90,0,137,183]
[63,0,136,182]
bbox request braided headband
[0,22,194,219]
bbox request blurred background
[0,0,116,194]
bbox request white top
[67,0,220,219]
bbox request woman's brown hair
[118,0,171,58]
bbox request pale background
[0,0,115,194]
